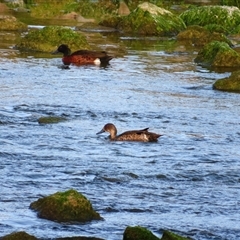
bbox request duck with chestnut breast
[53,44,113,66]
[97,123,162,142]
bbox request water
[0,31,240,240]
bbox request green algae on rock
[0,231,37,240]
[161,230,190,240]
[194,41,240,67]
[123,226,159,240]
[180,6,240,34]
[213,70,240,93]
[16,26,90,52]
[0,15,27,31]
[102,2,186,36]
[30,189,102,223]
[177,25,233,47]
[37,116,67,124]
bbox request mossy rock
[16,26,90,52]
[180,6,240,34]
[116,2,186,36]
[123,226,159,240]
[213,70,240,93]
[0,15,27,31]
[194,41,240,67]
[30,189,102,223]
[161,230,190,240]
[37,116,67,124]
[0,231,37,240]
[177,25,233,47]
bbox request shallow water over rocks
[0,29,240,240]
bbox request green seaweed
[194,41,240,67]
[180,6,240,34]
[123,226,159,240]
[17,26,89,52]
[213,70,240,93]
[30,189,102,222]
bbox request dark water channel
[1,26,240,240]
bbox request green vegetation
[177,25,233,47]
[30,189,102,222]
[213,70,240,92]
[123,226,160,240]
[17,26,89,52]
[180,5,240,34]
[161,230,190,240]
[101,2,186,36]
[194,41,240,67]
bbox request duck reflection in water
[97,123,162,142]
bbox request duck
[53,44,113,66]
[97,123,162,142]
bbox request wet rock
[37,116,67,124]
[101,2,186,36]
[0,231,37,240]
[0,15,27,31]
[56,237,104,240]
[194,41,240,67]
[177,25,233,47]
[30,189,102,223]
[123,226,159,240]
[161,230,190,240]
[180,6,240,34]
[213,70,240,93]
[16,26,90,52]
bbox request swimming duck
[53,44,113,66]
[97,123,162,142]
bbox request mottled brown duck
[97,123,162,142]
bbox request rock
[161,230,190,240]
[180,6,240,34]
[30,189,102,223]
[123,226,159,240]
[213,70,240,92]
[194,41,240,67]
[0,15,27,31]
[101,2,186,36]
[16,26,90,52]
[0,231,37,240]
[118,1,130,16]
[37,116,67,124]
[177,25,233,47]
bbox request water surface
[0,32,240,240]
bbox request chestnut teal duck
[97,123,162,142]
[53,44,113,66]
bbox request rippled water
[1,32,240,240]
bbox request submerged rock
[194,41,240,67]
[30,189,102,223]
[213,70,240,93]
[180,6,240,34]
[16,26,90,52]
[37,116,67,124]
[177,25,233,47]
[123,226,159,240]
[0,15,27,31]
[0,231,37,240]
[101,2,186,36]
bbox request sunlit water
[0,34,240,240]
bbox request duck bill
[52,49,60,55]
[96,129,105,135]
